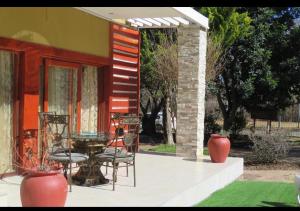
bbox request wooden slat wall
[108,23,140,149]
[109,23,140,115]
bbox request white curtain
[48,66,77,133]
[81,66,98,134]
[0,51,13,173]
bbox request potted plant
[20,166,68,207]
[207,130,231,163]
[19,129,68,207]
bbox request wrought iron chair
[94,112,141,191]
[39,112,89,192]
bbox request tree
[239,7,300,116]
[140,30,164,135]
[140,29,178,145]
[152,30,178,145]
[199,7,253,133]
[213,7,300,134]
[206,34,224,82]
[199,7,252,51]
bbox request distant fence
[217,118,300,137]
[206,95,300,136]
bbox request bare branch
[206,34,225,82]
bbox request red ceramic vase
[20,170,68,207]
[208,134,230,163]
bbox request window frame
[43,58,106,135]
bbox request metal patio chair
[39,112,89,192]
[94,112,141,191]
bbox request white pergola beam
[130,23,138,27]
[173,7,209,29]
[163,17,179,26]
[76,7,209,29]
[153,18,171,26]
[173,17,189,25]
[127,19,144,27]
[134,18,153,27]
[144,18,162,26]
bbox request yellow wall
[0,7,109,57]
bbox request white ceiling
[76,7,209,29]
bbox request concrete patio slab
[0,153,243,207]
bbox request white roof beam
[153,18,171,26]
[144,18,162,26]
[134,18,153,27]
[163,17,179,26]
[173,7,209,29]
[127,19,144,27]
[173,17,189,25]
[75,7,209,29]
[130,23,138,27]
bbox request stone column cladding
[176,26,207,160]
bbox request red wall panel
[108,23,140,150]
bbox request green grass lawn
[147,144,209,155]
[148,144,176,153]
[197,181,298,207]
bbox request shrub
[204,112,222,145]
[229,110,247,136]
[247,130,290,164]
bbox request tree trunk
[223,116,232,131]
[140,98,164,136]
[163,96,175,145]
[142,115,156,135]
[267,120,272,134]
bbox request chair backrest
[109,113,141,153]
[39,112,70,156]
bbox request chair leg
[106,162,108,175]
[112,162,116,191]
[63,168,68,180]
[69,162,72,192]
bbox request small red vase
[208,134,230,163]
[20,170,68,207]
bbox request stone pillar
[176,26,207,160]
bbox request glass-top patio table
[71,132,110,186]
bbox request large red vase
[20,170,68,207]
[208,134,231,163]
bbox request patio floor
[0,153,243,207]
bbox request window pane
[0,50,14,173]
[81,66,98,134]
[48,66,77,133]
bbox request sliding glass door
[44,60,105,135]
[45,60,79,134]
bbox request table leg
[72,160,109,186]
